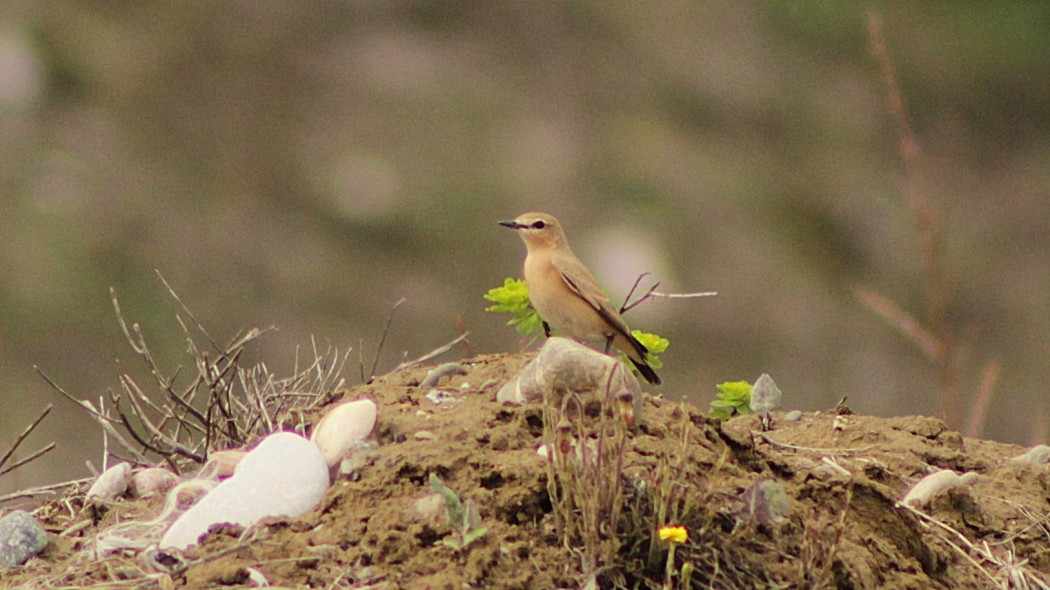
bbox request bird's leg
[543,321,552,338]
[603,333,614,354]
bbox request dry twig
[0,404,56,478]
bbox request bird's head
[499,212,568,251]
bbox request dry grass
[897,501,1050,589]
[541,367,632,587]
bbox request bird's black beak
[498,220,521,229]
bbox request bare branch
[0,477,92,504]
[35,367,113,423]
[0,403,53,471]
[649,291,718,299]
[621,281,659,315]
[618,272,718,315]
[854,287,944,362]
[619,272,652,314]
[0,443,56,478]
[394,332,470,372]
[964,360,1001,439]
[156,269,223,355]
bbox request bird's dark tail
[630,356,661,385]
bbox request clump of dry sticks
[36,274,349,479]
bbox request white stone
[1010,444,1050,465]
[129,467,179,498]
[160,432,329,549]
[310,399,378,468]
[86,462,132,500]
[900,469,979,507]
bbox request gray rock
[0,510,48,567]
[496,337,642,425]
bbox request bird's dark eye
[532,220,546,229]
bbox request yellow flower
[658,525,688,544]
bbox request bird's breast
[523,253,607,344]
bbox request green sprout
[429,473,487,550]
[709,380,754,419]
[484,278,543,336]
[485,278,670,377]
[629,330,669,370]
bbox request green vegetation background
[1,2,1048,492]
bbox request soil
[1,350,1048,589]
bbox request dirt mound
[2,351,1048,589]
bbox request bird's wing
[551,254,639,345]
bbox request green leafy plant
[709,380,754,419]
[484,278,543,336]
[749,373,783,430]
[630,330,669,370]
[485,278,670,375]
[429,473,487,550]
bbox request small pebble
[901,469,979,507]
[337,448,378,478]
[203,450,247,479]
[86,463,133,500]
[425,389,458,405]
[173,481,214,510]
[129,468,179,498]
[413,430,436,441]
[419,363,468,389]
[311,399,378,468]
[0,510,49,566]
[783,410,803,422]
[412,493,445,520]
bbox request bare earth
[2,351,1048,589]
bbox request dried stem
[0,403,54,476]
[862,11,999,431]
[0,442,56,479]
[368,298,407,382]
[36,368,149,463]
[854,288,943,362]
[964,360,1001,438]
[897,501,1050,588]
[0,477,93,504]
[542,365,630,584]
[620,272,718,315]
[394,332,470,372]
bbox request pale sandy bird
[500,212,661,385]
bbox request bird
[499,212,661,385]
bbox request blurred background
[1,2,1048,495]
